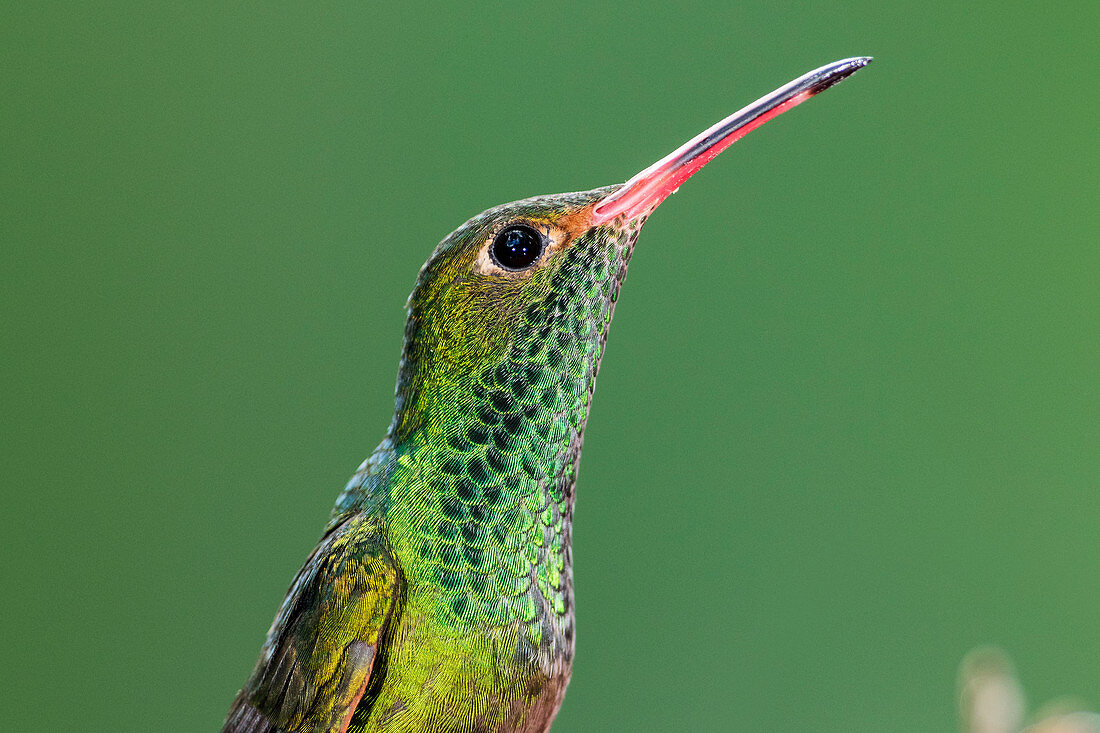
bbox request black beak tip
[811,56,874,94]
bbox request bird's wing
[223,513,402,733]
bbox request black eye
[490,225,544,271]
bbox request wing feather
[223,513,401,733]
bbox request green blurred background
[2,2,1096,731]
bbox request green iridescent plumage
[226,188,644,733]
[224,58,870,733]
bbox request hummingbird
[224,57,871,733]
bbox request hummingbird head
[391,185,632,443]
[389,57,871,447]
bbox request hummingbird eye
[490,225,545,271]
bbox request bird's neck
[387,364,592,516]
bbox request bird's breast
[349,577,574,733]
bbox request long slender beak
[591,57,872,225]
